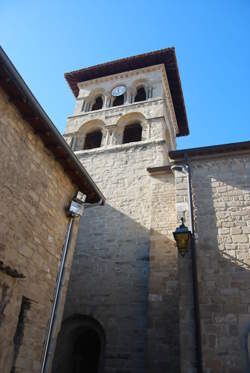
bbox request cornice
[77,64,165,89]
[75,139,166,156]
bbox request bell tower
[52,48,189,373]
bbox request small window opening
[123,123,142,144]
[73,328,101,373]
[134,87,146,102]
[84,130,102,150]
[11,297,31,373]
[113,95,124,107]
[91,96,103,111]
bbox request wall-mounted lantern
[68,192,86,217]
[173,218,192,257]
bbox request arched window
[134,87,146,102]
[113,95,124,107]
[123,123,142,144]
[84,130,102,150]
[91,96,103,111]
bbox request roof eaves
[64,48,189,137]
[169,140,250,160]
[0,47,105,204]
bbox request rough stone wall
[174,169,197,373]
[53,140,169,373]
[147,171,179,372]
[0,87,80,373]
[175,154,250,373]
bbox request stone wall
[147,170,179,372]
[52,139,174,373]
[0,87,80,373]
[174,153,250,373]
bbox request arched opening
[73,328,101,373]
[123,123,142,144]
[91,96,103,111]
[84,130,102,150]
[134,87,146,102]
[113,94,124,107]
[51,315,105,373]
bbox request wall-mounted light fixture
[68,192,86,217]
[173,217,192,257]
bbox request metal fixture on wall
[171,160,203,373]
[173,217,192,257]
[40,192,87,373]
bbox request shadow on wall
[51,201,180,373]
[191,160,250,373]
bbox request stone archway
[51,315,105,373]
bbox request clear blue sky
[1,0,250,149]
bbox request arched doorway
[52,315,105,373]
[73,328,101,373]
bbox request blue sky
[1,0,249,149]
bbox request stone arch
[131,79,152,101]
[85,88,105,112]
[52,314,105,373]
[75,119,107,150]
[114,112,147,144]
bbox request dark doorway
[84,130,102,150]
[51,315,105,373]
[73,328,101,373]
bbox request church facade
[52,48,250,373]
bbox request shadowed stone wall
[174,153,250,373]
[52,140,177,373]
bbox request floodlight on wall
[68,192,86,217]
[173,217,192,257]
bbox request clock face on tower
[112,85,126,97]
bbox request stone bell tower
[52,48,189,373]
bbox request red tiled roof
[65,48,189,137]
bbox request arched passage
[51,315,105,373]
[73,328,101,373]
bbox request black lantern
[173,218,192,257]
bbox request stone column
[71,136,77,150]
[81,99,85,112]
[104,95,109,108]
[125,91,130,104]
[106,126,116,146]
